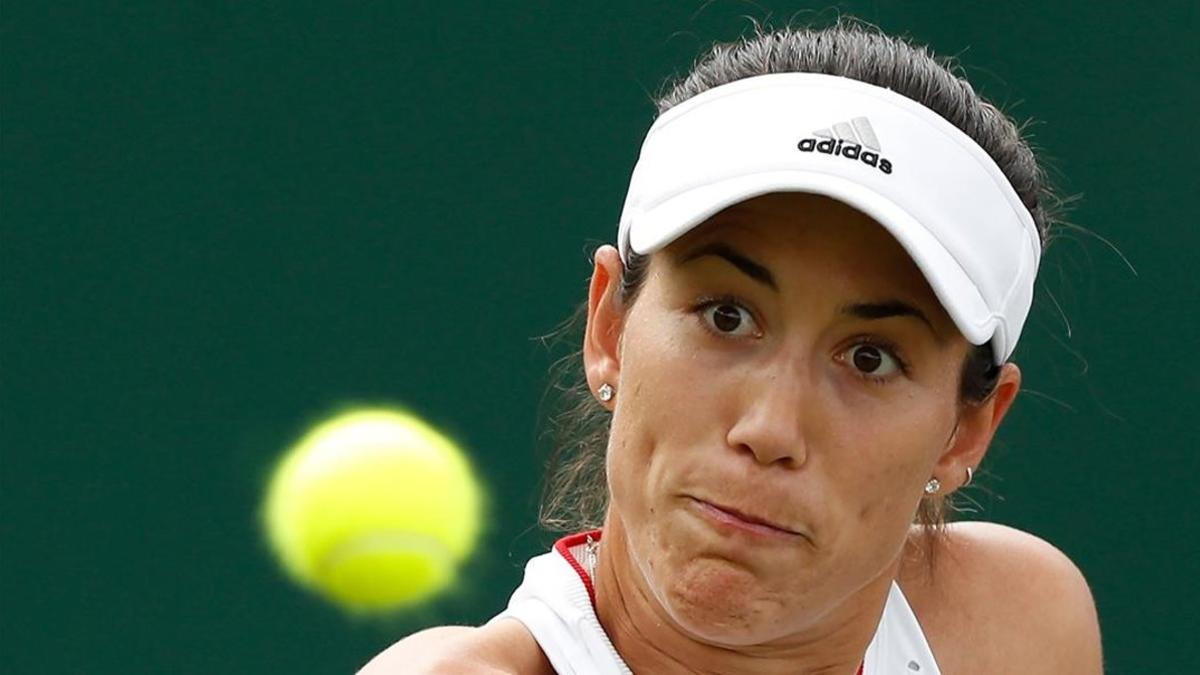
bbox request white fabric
[489,540,940,674]
[489,540,631,675]
[863,582,942,675]
[616,72,1041,363]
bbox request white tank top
[488,531,940,675]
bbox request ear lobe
[583,245,627,405]
[935,363,1022,491]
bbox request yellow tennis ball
[262,407,484,613]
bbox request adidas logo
[797,116,894,174]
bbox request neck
[592,511,895,675]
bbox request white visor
[617,73,1041,363]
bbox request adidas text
[797,137,893,174]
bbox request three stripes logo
[797,116,894,174]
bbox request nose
[725,367,811,468]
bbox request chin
[650,554,797,646]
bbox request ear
[934,362,1022,492]
[583,245,628,410]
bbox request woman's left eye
[842,343,904,378]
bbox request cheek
[833,402,955,528]
[852,455,925,527]
[606,316,706,511]
[606,308,732,547]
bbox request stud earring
[597,383,614,402]
[924,477,941,495]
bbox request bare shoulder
[357,619,553,675]
[900,521,1103,674]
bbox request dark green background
[4,1,1196,672]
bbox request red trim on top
[553,529,603,609]
[554,529,865,675]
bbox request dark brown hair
[537,18,1063,542]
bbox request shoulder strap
[862,582,941,675]
[488,532,631,675]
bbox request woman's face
[586,192,1015,645]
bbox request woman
[363,21,1102,674]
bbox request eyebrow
[840,300,937,336]
[677,241,940,338]
[678,242,778,292]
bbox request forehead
[657,192,937,298]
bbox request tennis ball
[262,407,484,613]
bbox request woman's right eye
[697,299,761,338]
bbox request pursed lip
[686,496,808,539]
